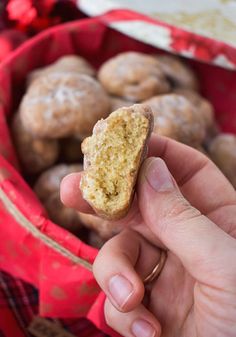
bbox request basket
[0,16,235,336]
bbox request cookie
[44,192,81,232]
[34,164,83,232]
[20,73,110,139]
[11,112,59,174]
[144,94,205,146]
[34,163,83,201]
[98,52,170,102]
[80,104,153,220]
[208,134,236,188]
[173,88,214,129]
[110,96,134,112]
[156,54,199,90]
[28,55,95,85]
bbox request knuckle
[168,194,197,219]
[159,193,201,233]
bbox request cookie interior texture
[81,106,151,219]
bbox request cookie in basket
[44,192,81,232]
[34,164,83,232]
[110,96,134,111]
[207,133,236,189]
[144,94,206,146]
[34,163,83,201]
[11,112,59,174]
[155,54,199,90]
[173,88,214,130]
[20,73,110,139]
[28,55,96,85]
[80,104,153,220]
[98,52,170,102]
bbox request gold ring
[143,250,166,285]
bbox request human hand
[61,135,236,337]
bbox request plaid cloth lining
[0,270,108,337]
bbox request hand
[60,135,236,337]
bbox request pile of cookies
[11,52,236,248]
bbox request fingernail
[108,274,133,308]
[145,158,174,192]
[132,319,156,337]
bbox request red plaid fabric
[0,270,109,337]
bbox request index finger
[60,173,93,213]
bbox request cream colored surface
[154,8,236,47]
[79,0,236,44]
[79,0,236,52]
[77,0,236,68]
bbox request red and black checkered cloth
[0,270,108,337]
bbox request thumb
[138,157,236,290]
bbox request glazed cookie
[78,212,122,239]
[28,55,95,85]
[20,73,110,139]
[11,113,59,174]
[110,96,133,112]
[144,94,205,145]
[34,163,83,201]
[156,54,199,90]
[98,52,171,102]
[207,133,236,188]
[80,104,153,220]
[173,88,214,129]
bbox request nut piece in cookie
[11,112,59,174]
[98,52,170,102]
[80,104,153,220]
